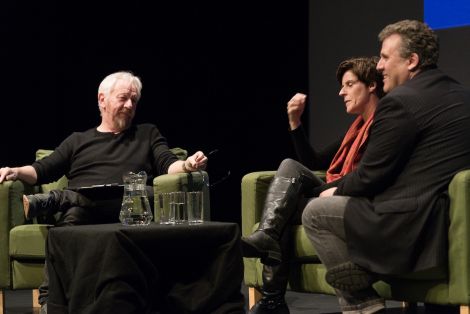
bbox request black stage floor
[2,286,459,313]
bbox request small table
[46,222,245,314]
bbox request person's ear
[368,81,377,94]
[408,53,420,72]
[98,93,106,110]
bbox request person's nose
[339,87,346,97]
[377,58,384,71]
[124,99,134,109]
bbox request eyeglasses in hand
[197,149,231,188]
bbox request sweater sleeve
[32,134,75,184]
[149,126,179,175]
[290,125,342,170]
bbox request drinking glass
[169,191,186,224]
[187,191,204,224]
[156,193,172,224]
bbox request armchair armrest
[153,171,211,221]
[0,181,33,287]
[241,171,276,237]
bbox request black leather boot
[241,176,302,266]
[249,290,289,314]
[249,230,291,314]
[23,190,94,219]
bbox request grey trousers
[301,194,384,312]
[302,196,350,269]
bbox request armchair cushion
[9,225,49,259]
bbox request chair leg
[248,287,262,310]
[401,301,418,310]
[461,305,469,314]
[1,289,4,314]
[32,289,40,308]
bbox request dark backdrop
[0,1,308,223]
[2,1,468,224]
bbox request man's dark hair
[378,19,439,71]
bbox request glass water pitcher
[119,171,153,226]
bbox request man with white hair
[0,71,208,313]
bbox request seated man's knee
[57,206,90,226]
[302,197,347,227]
[302,198,323,231]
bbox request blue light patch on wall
[425,0,470,29]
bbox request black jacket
[335,69,470,274]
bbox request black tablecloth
[46,222,245,314]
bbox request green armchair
[0,148,210,314]
[242,169,470,313]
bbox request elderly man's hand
[0,167,18,183]
[184,151,208,171]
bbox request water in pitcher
[119,171,153,226]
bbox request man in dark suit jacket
[302,19,470,313]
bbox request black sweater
[32,124,178,188]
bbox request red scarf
[326,114,374,183]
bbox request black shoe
[241,230,282,266]
[249,292,289,314]
[326,261,376,292]
[23,194,53,219]
[23,190,94,220]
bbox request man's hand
[0,167,19,183]
[287,93,307,130]
[184,151,208,171]
[319,187,337,197]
